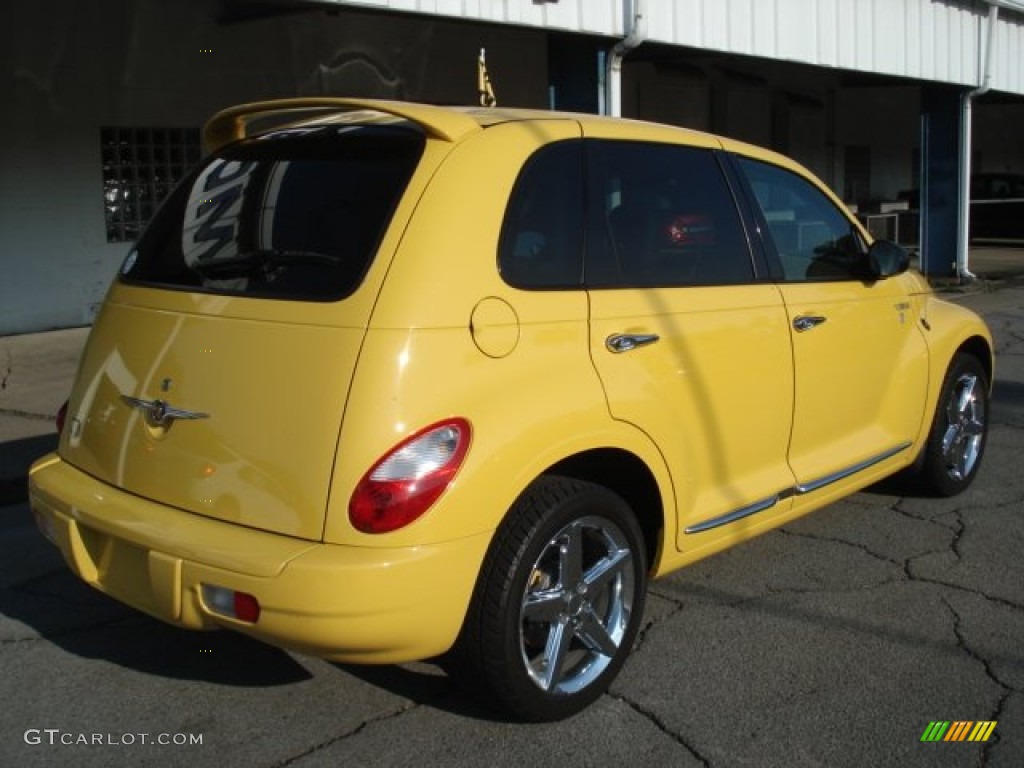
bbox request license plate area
[77,523,182,620]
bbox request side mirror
[865,240,910,280]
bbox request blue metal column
[547,34,602,114]
[919,86,966,277]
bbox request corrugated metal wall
[326,0,1024,95]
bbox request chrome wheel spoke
[955,375,977,414]
[941,423,964,466]
[575,606,620,657]
[557,523,585,588]
[523,587,567,624]
[962,415,985,438]
[583,547,631,594]
[538,618,573,691]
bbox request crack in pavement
[769,517,1024,615]
[631,594,684,655]
[947,509,967,565]
[776,527,905,569]
[905,573,1024,614]
[773,502,1024,615]
[608,692,712,767]
[890,496,962,531]
[1,346,11,390]
[943,599,1017,766]
[944,598,1019,692]
[623,526,1020,765]
[982,691,1012,766]
[272,700,420,767]
[0,407,52,421]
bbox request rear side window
[121,125,424,301]
[586,141,754,287]
[498,141,585,288]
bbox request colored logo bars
[920,721,997,742]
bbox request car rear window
[119,124,424,301]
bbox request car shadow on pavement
[0,434,57,506]
[2,499,498,714]
[334,661,515,722]
[0,501,313,688]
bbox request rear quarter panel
[322,119,677,548]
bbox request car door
[583,138,798,552]
[733,155,929,493]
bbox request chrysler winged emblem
[120,395,210,428]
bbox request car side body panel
[779,275,930,487]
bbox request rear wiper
[191,249,342,279]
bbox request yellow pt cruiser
[29,98,992,721]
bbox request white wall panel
[814,0,837,70]
[904,0,923,78]
[318,0,1024,95]
[580,0,620,34]
[834,0,858,71]
[875,0,906,75]
[751,0,776,58]
[778,0,818,63]
[997,19,1024,92]
[725,0,755,54]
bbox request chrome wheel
[451,476,647,721]
[915,353,989,497]
[519,516,636,695]
[940,371,986,482]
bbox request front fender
[914,295,994,450]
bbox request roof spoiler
[203,97,481,151]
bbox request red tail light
[55,400,69,435]
[349,418,471,534]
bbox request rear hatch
[60,122,426,541]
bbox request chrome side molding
[793,442,912,495]
[685,442,912,534]
[684,494,780,534]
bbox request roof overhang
[984,0,1024,13]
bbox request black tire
[450,476,647,722]
[915,353,989,496]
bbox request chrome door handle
[605,333,660,353]
[793,315,827,332]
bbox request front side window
[586,141,754,288]
[121,124,424,301]
[737,157,864,282]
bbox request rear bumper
[28,453,490,663]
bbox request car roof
[205,97,710,149]
[202,97,799,179]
